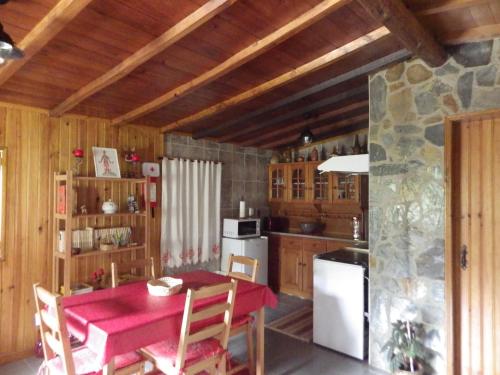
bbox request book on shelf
[56,185,66,214]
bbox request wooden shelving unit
[52,171,151,295]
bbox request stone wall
[164,134,271,273]
[369,39,500,373]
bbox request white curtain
[160,158,221,269]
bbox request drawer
[282,236,303,249]
[327,240,350,252]
[303,238,326,252]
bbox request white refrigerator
[221,236,268,285]
[313,251,368,360]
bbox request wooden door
[307,162,331,203]
[279,243,302,295]
[268,164,287,202]
[446,112,500,375]
[288,163,307,202]
[302,239,326,298]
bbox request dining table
[62,270,278,375]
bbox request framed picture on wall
[92,147,121,178]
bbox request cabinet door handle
[296,259,300,283]
[460,245,468,270]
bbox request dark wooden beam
[442,24,500,45]
[110,0,353,126]
[260,113,368,149]
[216,85,367,143]
[239,100,368,147]
[51,0,237,116]
[357,0,447,67]
[160,26,390,133]
[193,49,410,139]
[414,0,491,16]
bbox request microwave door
[238,221,257,237]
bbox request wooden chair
[33,283,145,375]
[111,257,156,288]
[226,255,259,375]
[141,280,238,375]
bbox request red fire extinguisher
[142,162,160,217]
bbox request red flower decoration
[72,148,84,158]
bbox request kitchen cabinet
[288,163,307,202]
[268,162,366,205]
[301,239,327,296]
[268,164,287,202]
[271,233,356,299]
[280,247,302,293]
[307,161,331,203]
[332,174,368,205]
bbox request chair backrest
[111,257,155,288]
[176,279,237,372]
[33,283,76,374]
[227,254,259,282]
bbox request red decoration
[131,153,141,162]
[72,148,84,158]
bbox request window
[0,148,6,261]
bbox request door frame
[444,108,500,375]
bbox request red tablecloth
[63,270,277,367]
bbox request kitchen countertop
[266,230,368,248]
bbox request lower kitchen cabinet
[279,247,302,294]
[271,234,355,299]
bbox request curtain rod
[159,156,224,164]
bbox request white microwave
[223,218,261,239]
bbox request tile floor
[0,294,383,375]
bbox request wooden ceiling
[0,0,499,149]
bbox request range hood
[318,154,369,174]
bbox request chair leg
[218,353,227,375]
[246,322,255,375]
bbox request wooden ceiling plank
[441,23,500,44]
[110,0,352,126]
[357,0,447,67]
[260,113,369,149]
[239,99,368,147]
[158,26,390,133]
[0,0,93,86]
[50,0,238,116]
[414,0,492,16]
[194,49,410,139]
[216,84,367,143]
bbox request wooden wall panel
[0,103,163,364]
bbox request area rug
[265,306,313,343]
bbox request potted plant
[381,320,434,374]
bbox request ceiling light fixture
[0,22,23,61]
[299,129,314,145]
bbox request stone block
[406,64,432,84]
[385,62,405,82]
[370,75,387,122]
[415,91,439,115]
[369,143,387,162]
[457,71,473,108]
[451,40,493,67]
[424,124,444,147]
[476,65,497,86]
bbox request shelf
[54,245,146,259]
[72,212,146,219]
[74,176,146,183]
[74,245,145,258]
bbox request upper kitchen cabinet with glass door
[332,174,368,205]
[307,162,331,203]
[268,164,287,202]
[288,163,307,202]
